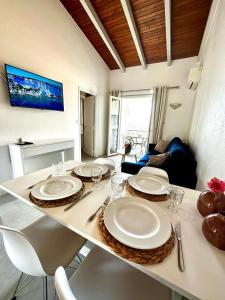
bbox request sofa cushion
[166,137,183,152]
[154,140,168,153]
[139,153,150,162]
[138,150,160,163]
[169,143,187,158]
[129,161,146,166]
[147,152,169,167]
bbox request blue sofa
[121,137,197,189]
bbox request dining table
[0,160,225,300]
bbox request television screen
[5,64,64,111]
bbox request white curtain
[149,86,168,144]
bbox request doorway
[79,89,96,161]
[107,92,153,158]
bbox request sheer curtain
[149,86,168,143]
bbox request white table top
[1,160,225,300]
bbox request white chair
[138,166,169,181]
[94,158,115,171]
[0,216,86,300]
[55,246,172,300]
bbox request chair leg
[43,277,48,300]
[11,272,23,300]
[53,288,57,300]
[77,254,83,263]
[66,266,77,270]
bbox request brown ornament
[202,212,225,251]
[197,190,225,217]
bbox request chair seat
[94,158,115,170]
[138,166,169,181]
[23,216,86,275]
[68,247,171,300]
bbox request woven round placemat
[126,182,168,202]
[98,210,175,264]
[29,184,85,208]
[71,170,111,182]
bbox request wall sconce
[169,102,182,110]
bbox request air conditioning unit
[188,63,202,90]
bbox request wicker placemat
[71,170,111,182]
[126,182,168,202]
[29,184,85,208]
[98,210,175,264]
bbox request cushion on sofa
[147,152,169,167]
[169,144,187,160]
[139,153,150,162]
[166,137,183,152]
[138,150,160,162]
[154,140,168,153]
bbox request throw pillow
[154,140,168,153]
[147,152,169,167]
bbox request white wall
[190,0,225,190]
[0,0,109,182]
[110,57,197,142]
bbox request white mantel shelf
[9,139,74,178]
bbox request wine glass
[111,177,125,198]
[91,168,102,187]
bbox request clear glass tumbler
[91,168,102,187]
[167,186,184,213]
[52,162,64,176]
[111,177,125,198]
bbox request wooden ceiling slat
[91,0,140,67]
[60,0,118,70]
[171,0,212,60]
[60,0,212,70]
[131,0,167,64]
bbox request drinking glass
[167,186,184,213]
[52,162,64,176]
[91,168,102,187]
[111,177,125,198]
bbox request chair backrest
[94,158,115,171]
[138,167,169,181]
[0,217,46,277]
[55,266,77,300]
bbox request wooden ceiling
[60,0,212,70]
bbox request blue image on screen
[5,65,64,111]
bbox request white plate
[104,197,171,249]
[74,163,108,177]
[128,174,169,195]
[31,176,83,201]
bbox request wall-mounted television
[5,64,64,111]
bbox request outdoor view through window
[119,94,152,153]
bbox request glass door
[107,96,121,156]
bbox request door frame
[107,96,122,156]
[77,87,96,161]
